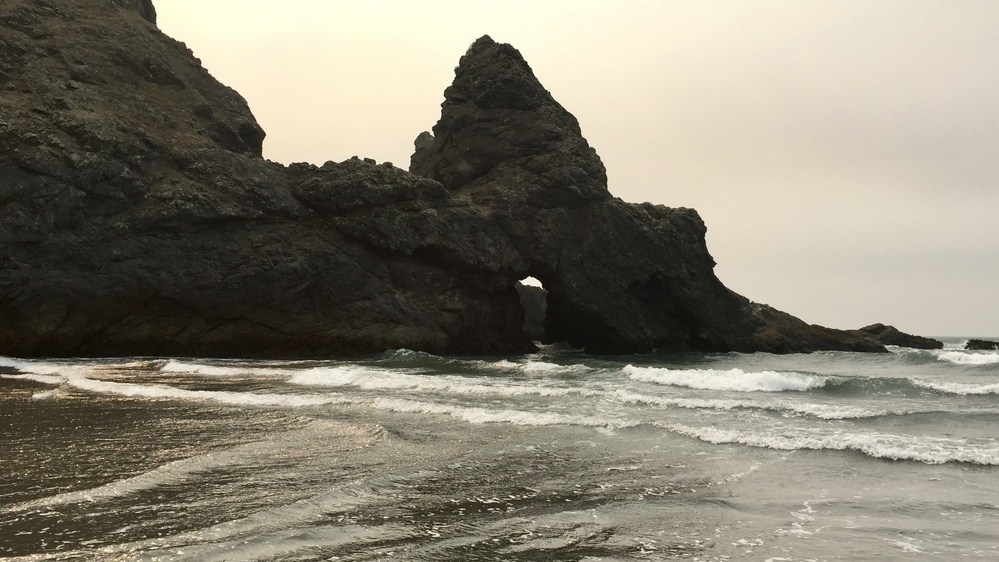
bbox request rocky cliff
[0,1,885,358]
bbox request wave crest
[912,379,999,395]
[657,422,999,465]
[931,350,999,366]
[623,365,825,392]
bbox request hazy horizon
[154,1,999,338]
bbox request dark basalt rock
[409,35,884,354]
[966,339,999,350]
[0,4,890,358]
[0,1,526,358]
[855,324,943,350]
[411,35,609,208]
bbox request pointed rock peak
[111,0,158,25]
[466,35,498,55]
[412,36,609,205]
[446,35,549,111]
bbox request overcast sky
[155,1,999,337]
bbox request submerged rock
[0,5,889,358]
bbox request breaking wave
[623,364,826,392]
[369,397,622,428]
[911,379,999,396]
[657,422,999,465]
[63,375,345,408]
[931,350,999,366]
[288,365,589,398]
[613,390,911,420]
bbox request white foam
[658,422,999,465]
[289,365,429,389]
[0,356,38,371]
[1,373,65,385]
[613,390,902,419]
[381,348,441,361]
[487,359,521,370]
[0,357,82,377]
[477,359,593,376]
[521,360,593,375]
[160,359,305,377]
[780,402,904,420]
[289,365,588,398]
[912,379,999,395]
[13,449,240,511]
[931,350,999,366]
[370,397,622,428]
[67,472,425,560]
[10,421,382,512]
[623,365,825,392]
[63,376,346,408]
[161,359,251,376]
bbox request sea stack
[0,3,885,357]
[408,35,884,354]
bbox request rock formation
[966,339,999,351]
[855,324,943,349]
[408,36,883,354]
[0,1,890,358]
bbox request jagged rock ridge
[1,3,887,357]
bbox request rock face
[855,324,943,350]
[0,4,889,358]
[0,1,524,358]
[411,36,609,208]
[966,339,999,351]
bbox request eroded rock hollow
[0,1,885,357]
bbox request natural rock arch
[409,36,882,354]
[0,6,888,358]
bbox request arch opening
[515,276,547,343]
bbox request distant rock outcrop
[855,324,943,350]
[0,4,890,358]
[966,339,999,350]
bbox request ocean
[1,339,997,561]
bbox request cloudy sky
[155,1,999,337]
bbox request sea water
[1,339,997,560]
